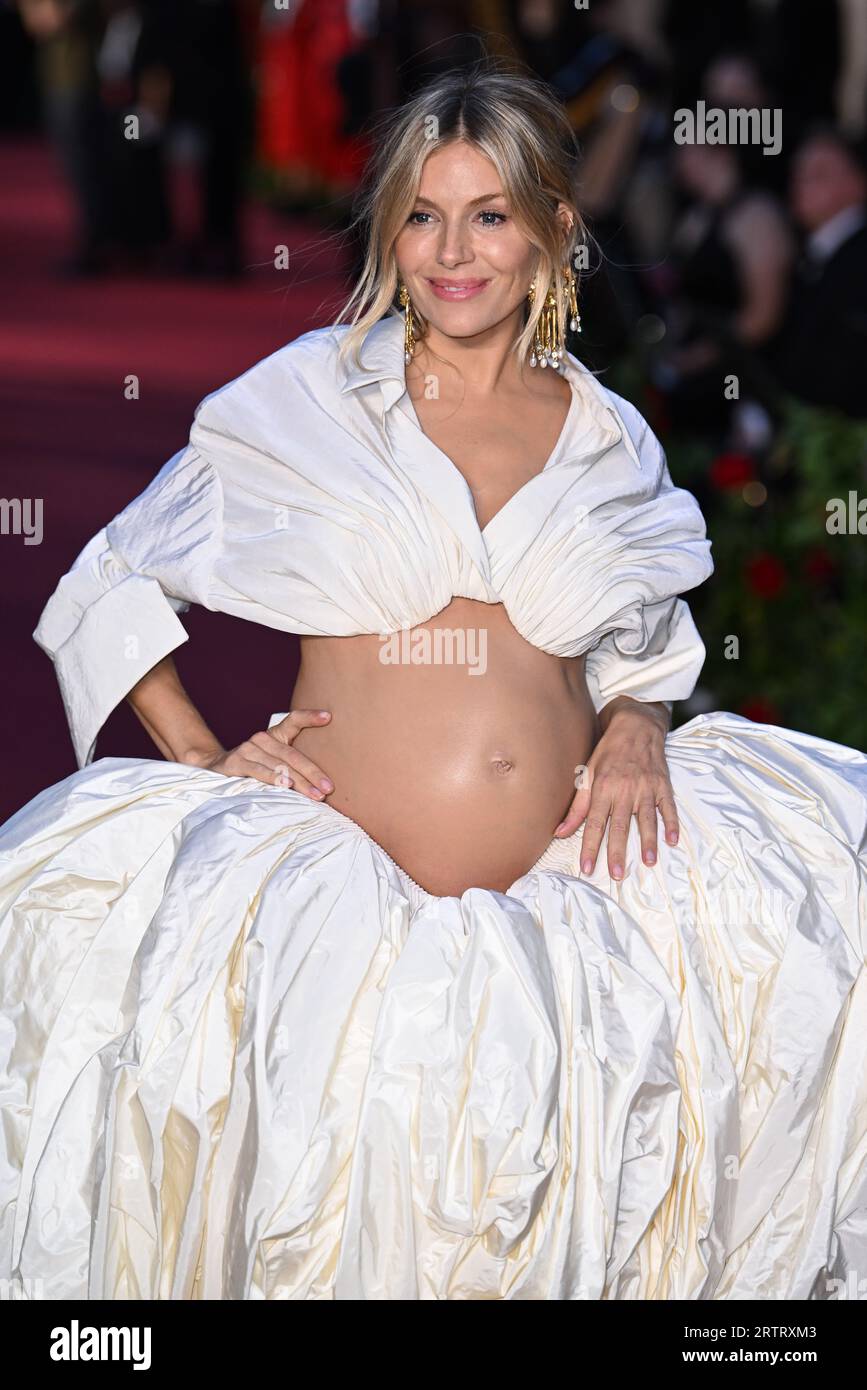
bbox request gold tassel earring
[528,263,581,369]
[398,281,417,363]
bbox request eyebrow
[412,192,508,208]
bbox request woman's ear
[555,202,575,250]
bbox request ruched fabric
[1,710,865,1300]
[32,315,713,766]
[32,445,222,768]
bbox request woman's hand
[186,709,334,800]
[554,700,678,880]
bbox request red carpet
[0,138,352,821]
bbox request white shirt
[33,314,715,766]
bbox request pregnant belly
[288,599,599,896]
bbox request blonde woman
[2,65,866,1301]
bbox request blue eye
[406,210,508,227]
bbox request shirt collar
[339,313,409,413]
[339,312,641,468]
[806,204,867,263]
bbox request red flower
[737,698,782,725]
[709,452,756,491]
[744,551,787,598]
[804,545,836,585]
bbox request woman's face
[394,139,566,343]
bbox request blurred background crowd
[1,0,866,815]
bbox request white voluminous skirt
[1,709,866,1301]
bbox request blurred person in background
[646,48,795,441]
[151,0,252,277]
[18,0,174,271]
[699,49,788,195]
[654,134,794,440]
[836,0,867,138]
[257,0,377,212]
[662,0,752,114]
[16,0,111,271]
[773,128,867,419]
[96,0,171,267]
[484,0,585,82]
[759,0,844,144]
[0,1,39,130]
[17,0,253,275]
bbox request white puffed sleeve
[33,444,222,767]
[581,393,714,718]
[583,595,706,716]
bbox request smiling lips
[426,278,490,300]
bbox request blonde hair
[335,60,588,368]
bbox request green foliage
[663,398,867,751]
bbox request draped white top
[34,313,715,767]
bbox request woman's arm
[125,655,223,766]
[725,195,795,346]
[598,694,671,737]
[125,653,335,798]
[556,694,678,880]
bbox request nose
[435,216,473,268]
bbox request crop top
[33,312,715,766]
